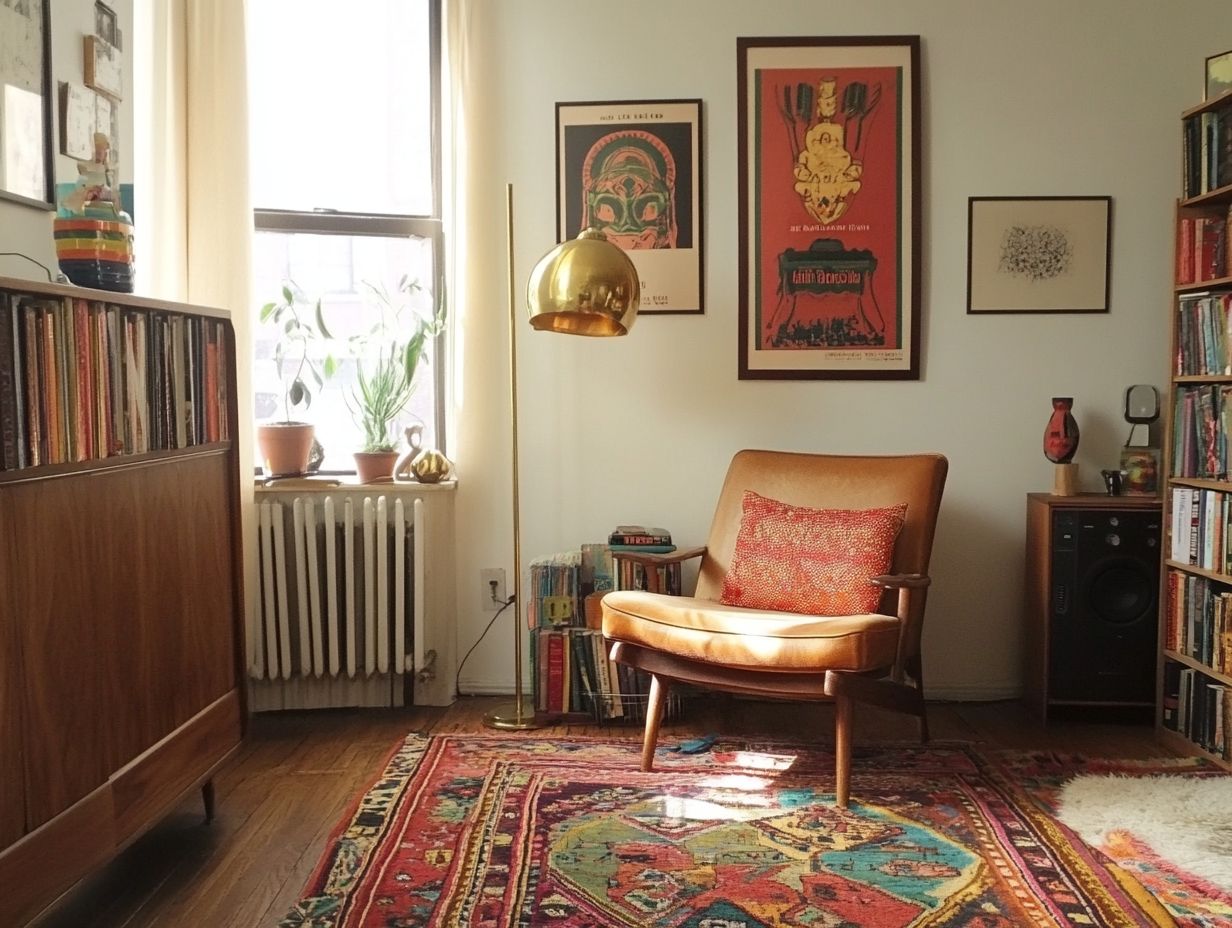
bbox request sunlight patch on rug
[1059,774,1232,891]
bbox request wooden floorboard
[27,695,1166,928]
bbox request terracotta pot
[354,450,399,484]
[257,422,315,477]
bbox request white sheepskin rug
[1058,773,1232,890]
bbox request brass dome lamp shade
[526,228,640,336]
[483,185,640,731]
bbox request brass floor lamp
[483,184,641,731]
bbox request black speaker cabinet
[1024,493,1161,720]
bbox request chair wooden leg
[640,674,668,772]
[834,693,852,808]
[909,655,930,744]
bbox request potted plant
[348,275,445,482]
[256,283,335,477]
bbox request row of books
[533,627,655,718]
[527,543,683,632]
[1163,569,1232,672]
[1169,487,1232,572]
[529,539,683,719]
[1174,292,1232,375]
[0,291,230,470]
[1170,384,1232,479]
[1162,661,1231,759]
[1176,215,1230,284]
[1182,103,1232,200]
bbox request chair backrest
[695,450,949,619]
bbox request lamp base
[482,699,542,731]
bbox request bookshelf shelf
[0,279,245,925]
[1160,88,1232,769]
[1163,648,1232,686]
[1181,89,1232,121]
[1180,185,1232,209]
[1175,274,1232,294]
[1164,558,1232,581]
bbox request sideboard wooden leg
[202,780,216,824]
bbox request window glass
[252,231,439,472]
[248,0,434,216]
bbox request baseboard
[460,681,1024,702]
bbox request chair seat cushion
[601,590,899,673]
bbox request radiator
[249,494,430,708]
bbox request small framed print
[1206,49,1232,102]
[967,196,1111,314]
[555,99,703,315]
[84,34,123,100]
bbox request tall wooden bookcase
[0,277,246,926]
[1158,90,1232,768]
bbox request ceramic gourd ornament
[411,447,451,483]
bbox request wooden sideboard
[0,277,246,926]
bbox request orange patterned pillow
[719,491,906,616]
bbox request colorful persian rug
[281,735,1204,927]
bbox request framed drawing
[1206,49,1232,101]
[556,99,703,315]
[0,0,54,209]
[737,36,920,380]
[967,196,1111,314]
[84,34,123,100]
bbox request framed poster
[556,99,704,315]
[966,196,1111,314]
[0,0,54,210]
[737,36,920,380]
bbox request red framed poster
[737,36,921,379]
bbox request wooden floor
[30,696,1164,928]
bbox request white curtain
[136,0,258,658]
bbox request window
[247,0,443,472]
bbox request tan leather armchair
[601,449,948,807]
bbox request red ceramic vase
[1043,397,1080,463]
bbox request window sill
[254,475,456,494]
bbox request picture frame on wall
[737,35,921,380]
[1206,49,1232,101]
[966,196,1112,315]
[556,99,704,315]
[0,0,55,210]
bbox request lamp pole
[483,184,537,730]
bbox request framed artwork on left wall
[556,99,704,315]
[0,0,55,209]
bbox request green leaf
[259,301,277,322]
[322,354,337,378]
[282,284,294,305]
[314,299,333,339]
[288,379,305,406]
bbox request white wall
[453,0,1231,698]
[0,0,133,280]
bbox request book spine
[0,294,18,469]
[546,632,564,714]
[608,534,672,546]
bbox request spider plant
[348,275,445,452]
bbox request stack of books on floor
[529,530,684,722]
[607,525,683,593]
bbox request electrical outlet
[480,568,507,611]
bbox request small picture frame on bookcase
[1206,49,1232,102]
[1120,447,1159,497]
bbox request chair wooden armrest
[871,573,931,590]
[609,546,706,594]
